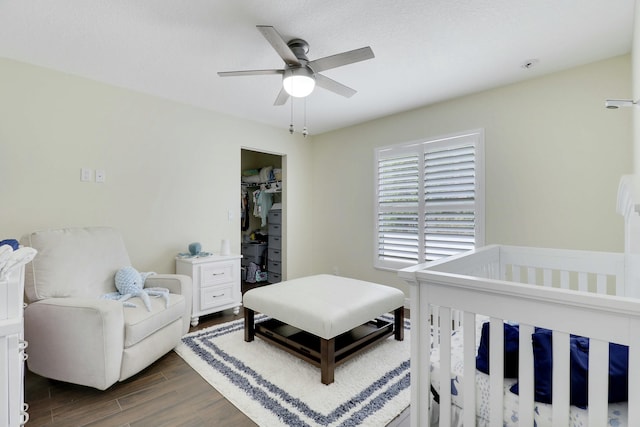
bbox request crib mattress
[430,321,628,427]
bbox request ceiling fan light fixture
[283,68,315,98]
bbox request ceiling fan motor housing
[286,38,310,63]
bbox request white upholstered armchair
[21,226,192,390]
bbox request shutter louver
[377,154,420,263]
[378,212,420,262]
[424,145,476,261]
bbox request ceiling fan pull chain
[289,96,294,134]
[302,98,309,138]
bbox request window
[374,130,484,270]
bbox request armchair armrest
[24,298,125,390]
[145,274,192,333]
[145,273,191,296]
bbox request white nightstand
[176,254,242,327]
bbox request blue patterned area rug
[175,314,410,427]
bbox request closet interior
[240,149,283,291]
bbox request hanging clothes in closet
[241,188,250,231]
[252,184,273,227]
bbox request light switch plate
[81,168,92,182]
[95,169,106,183]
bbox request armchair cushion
[23,226,130,301]
[123,293,185,347]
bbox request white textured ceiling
[0,1,634,135]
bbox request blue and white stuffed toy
[101,266,170,311]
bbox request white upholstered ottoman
[243,274,405,384]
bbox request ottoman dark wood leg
[394,307,404,341]
[320,337,336,385]
[244,307,255,342]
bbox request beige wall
[311,55,633,293]
[0,58,314,277]
[1,55,633,296]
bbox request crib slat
[552,331,570,426]
[588,339,608,426]
[452,309,462,329]
[489,261,500,280]
[543,269,552,287]
[596,273,607,295]
[512,266,521,282]
[578,272,588,292]
[527,267,536,285]
[614,271,624,296]
[439,307,452,427]
[489,318,504,426]
[423,302,433,421]
[462,311,476,427]
[410,280,431,427]
[0,335,7,427]
[432,306,440,345]
[560,270,570,289]
[629,321,640,427]
[518,324,535,427]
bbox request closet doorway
[240,149,284,293]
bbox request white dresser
[176,254,242,327]
[0,265,29,426]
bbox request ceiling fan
[218,25,375,106]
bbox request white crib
[399,175,640,427]
[0,264,29,426]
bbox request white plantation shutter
[375,131,484,270]
[424,144,476,260]
[377,153,421,264]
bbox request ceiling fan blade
[308,46,374,73]
[314,73,357,98]
[218,69,284,77]
[273,87,290,106]
[257,25,301,67]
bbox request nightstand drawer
[200,285,234,310]
[200,262,234,287]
